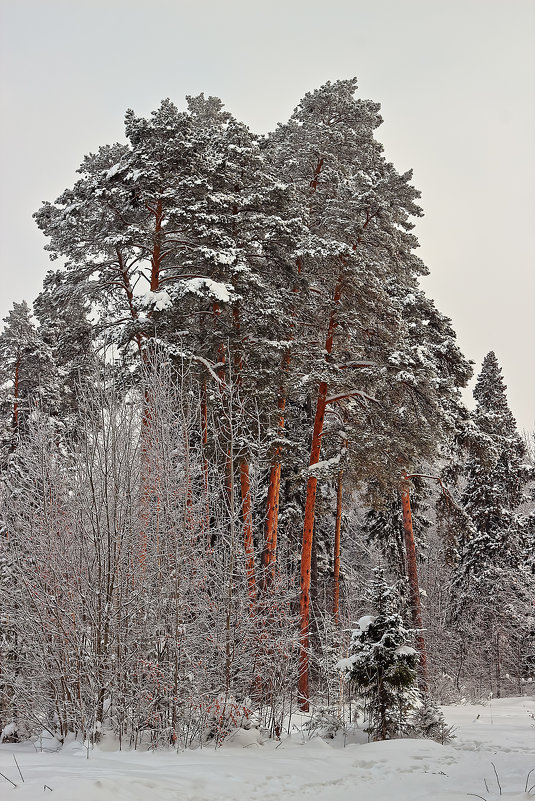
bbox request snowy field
[0,696,533,801]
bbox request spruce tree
[454,352,534,695]
[462,351,531,563]
[0,302,54,457]
[33,269,94,433]
[338,569,419,740]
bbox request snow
[394,645,418,657]
[0,723,17,743]
[356,615,375,632]
[181,277,233,303]
[191,355,224,384]
[1,696,534,800]
[307,454,341,473]
[141,290,172,311]
[105,163,123,179]
[61,202,80,216]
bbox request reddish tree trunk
[298,274,344,710]
[262,257,302,590]
[400,479,428,687]
[263,462,282,587]
[150,199,163,291]
[117,247,144,356]
[310,157,325,192]
[262,353,290,590]
[239,459,257,607]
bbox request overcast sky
[1,0,534,430]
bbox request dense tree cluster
[0,80,532,746]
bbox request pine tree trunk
[262,354,290,591]
[400,479,428,687]
[333,467,343,626]
[117,247,144,355]
[299,381,327,708]
[263,258,302,590]
[239,459,257,607]
[263,460,282,589]
[150,199,163,291]
[298,274,344,710]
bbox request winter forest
[0,79,534,752]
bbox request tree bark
[262,353,289,591]
[263,461,282,588]
[298,273,344,710]
[12,356,20,432]
[200,380,210,546]
[150,199,163,291]
[263,257,302,591]
[117,247,144,356]
[333,467,343,626]
[400,478,428,688]
[239,459,257,607]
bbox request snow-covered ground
[1,696,533,800]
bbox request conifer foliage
[452,352,534,696]
[338,570,419,740]
[0,81,530,747]
[461,351,531,566]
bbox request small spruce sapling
[409,694,455,743]
[338,569,419,740]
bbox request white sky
[1,0,534,430]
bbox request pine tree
[267,79,428,708]
[34,96,305,600]
[362,482,431,582]
[34,99,216,363]
[2,81,494,738]
[268,79,472,707]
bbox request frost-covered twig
[0,771,17,788]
